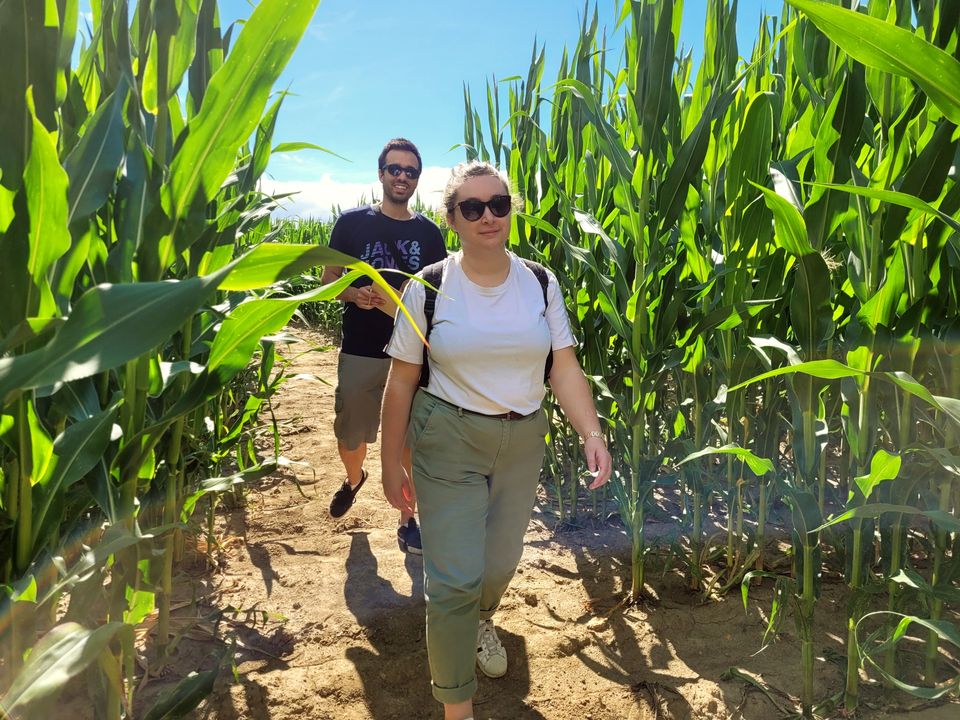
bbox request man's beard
[383,183,414,205]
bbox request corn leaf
[166,0,320,233]
[206,298,301,382]
[888,569,960,605]
[32,397,122,553]
[23,95,70,319]
[791,251,833,358]
[856,611,960,700]
[811,181,960,235]
[818,504,960,532]
[272,142,350,162]
[221,243,424,344]
[857,251,905,331]
[677,443,775,476]
[788,0,960,124]
[0,622,134,715]
[853,449,901,501]
[757,184,814,256]
[729,359,866,392]
[62,79,127,225]
[142,668,220,720]
[0,272,227,402]
[554,78,634,183]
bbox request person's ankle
[443,699,473,720]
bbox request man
[321,138,446,554]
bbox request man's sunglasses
[457,195,512,221]
[382,163,421,180]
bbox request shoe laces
[477,620,503,656]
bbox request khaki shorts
[333,353,391,450]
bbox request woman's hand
[583,437,612,490]
[548,347,613,490]
[382,463,416,515]
[380,358,422,516]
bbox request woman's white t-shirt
[385,251,575,416]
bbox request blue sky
[82,1,774,216]
[232,0,774,216]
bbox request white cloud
[307,8,359,41]
[262,165,451,220]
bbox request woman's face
[447,175,511,251]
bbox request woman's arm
[548,346,612,489]
[381,358,422,514]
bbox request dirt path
[181,330,957,720]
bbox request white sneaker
[476,619,508,678]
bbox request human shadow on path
[344,532,547,719]
[246,538,324,599]
[473,628,548,719]
[344,531,432,719]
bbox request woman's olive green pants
[407,390,547,704]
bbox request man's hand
[322,265,386,310]
[352,286,386,310]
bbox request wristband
[583,430,605,443]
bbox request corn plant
[0,1,410,717]
[464,0,960,714]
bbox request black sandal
[328,469,367,518]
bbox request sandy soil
[133,329,958,720]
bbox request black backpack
[417,258,553,388]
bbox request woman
[380,161,612,720]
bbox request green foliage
[463,0,960,714]
[0,1,393,716]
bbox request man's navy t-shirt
[329,205,446,359]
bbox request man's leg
[339,441,367,488]
[444,699,473,720]
[329,437,369,518]
[329,354,388,518]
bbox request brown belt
[465,408,532,421]
[426,393,535,421]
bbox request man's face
[379,149,420,205]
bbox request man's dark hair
[378,137,422,171]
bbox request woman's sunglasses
[382,163,421,180]
[457,195,512,221]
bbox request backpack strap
[418,259,447,388]
[519,259,553,383]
